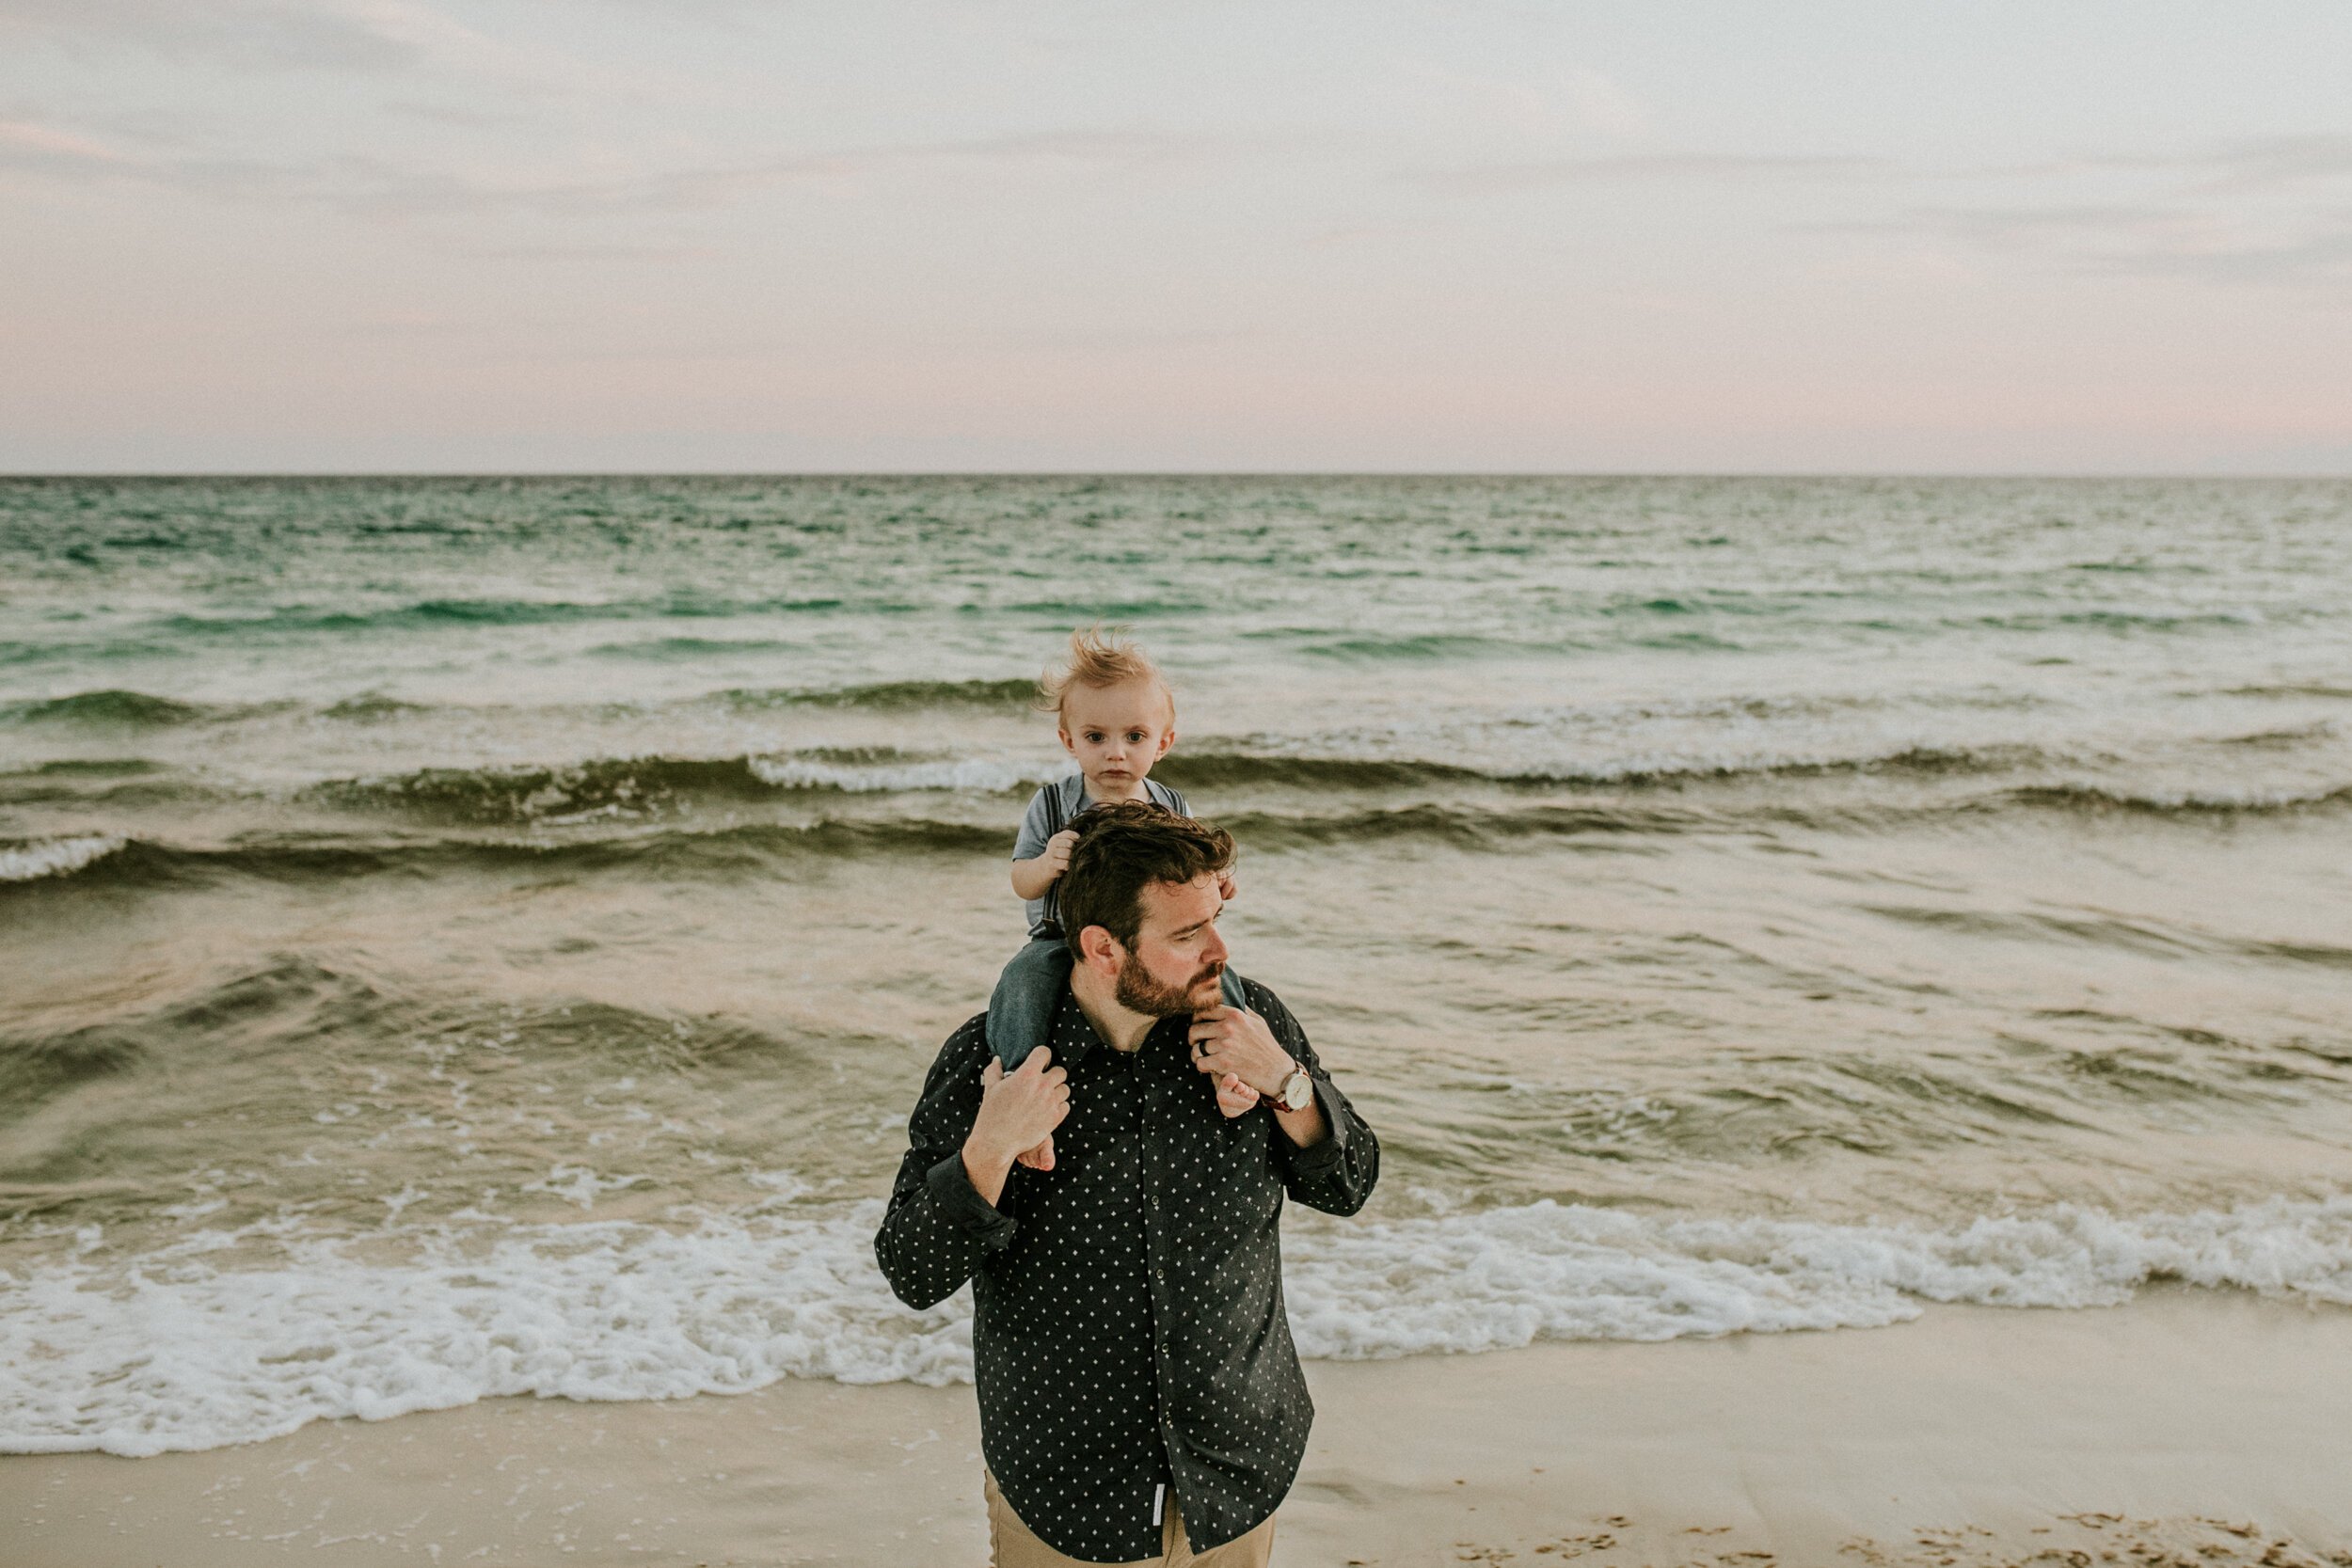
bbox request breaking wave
[151,593,887,638]
[0,689,226,727]
[0,821,1011,895]
[0,834,129,883]
[14,779,2349,898]
[717,677,1040,711]
[1994,782,2352,817]
[303,741,2055,821]
[6,1191,2349,1456]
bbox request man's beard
[1114,951,1225,1018]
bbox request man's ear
[1074,924,1124,978]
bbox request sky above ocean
[3,2,2350,474]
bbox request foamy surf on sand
[8,1191,2352,1456]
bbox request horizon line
[6,468,2352,483]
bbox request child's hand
[1040,828,1079,880]
[1015,1132,1057,1171]
[1215,1071,1260,1118]
[1216,868,1238,901]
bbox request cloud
[534,131,1201,216]
[1565,68,1649,140]
[379,98,532,128]
[0,116,137,167]
[928,130,1197,166]
[0,116,562,211]
[2084,134,2352,198]
[1859,202,2201,246]
[1304,219,1437,249]
[2090,219,2352,287]
[1774,130,2352,290]
[0,0,664,98]
[1416,62,1651,143]
[1822,199,2352,289]
[0,112,1212,218]
[1398,150,1887,196]
[0,0,423,71]
[454,241,719,262]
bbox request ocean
[4,473,2350,1458]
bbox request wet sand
[7,1288,2350,1566]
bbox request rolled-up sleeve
[1256,992,1379,1216]
[874,1019,1018,1309]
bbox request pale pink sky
[4,1,2349,473]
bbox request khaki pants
[983,1470,1276,1568]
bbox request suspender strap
[1034,776,1086,934]
[1041,774,1086,838]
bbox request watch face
[1283,1072,1311,1110]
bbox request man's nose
[1200,926,1229,966]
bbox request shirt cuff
[925,1151,1018,1245]
[1279,1076,1353,1173]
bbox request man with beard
[875,800,1381,1567]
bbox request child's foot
[1015,1132,1056,1171]
[1215,1072,1261,1118]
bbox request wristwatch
[1272,1061,1313,1113]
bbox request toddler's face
[1058,678,1175,795]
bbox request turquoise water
[6,475,2352,1453]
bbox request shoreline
[8,1287,2352,1566]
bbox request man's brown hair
[1057,800,1234,957]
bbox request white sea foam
[0,833,127,882]
[749,755,1058,794]
[1281,1196,2352,1357]
[7,1194,2351,1456]
[0,1204,963,1459]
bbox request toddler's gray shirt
[1013,773,1191,938]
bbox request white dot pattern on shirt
[872,979,1377,1562]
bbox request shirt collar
[1051,986,1185,1070]
[1050,987,1105,1069]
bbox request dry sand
[8,1287,2350,1567]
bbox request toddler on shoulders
[992,627,1253,1169]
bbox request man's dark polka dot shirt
[873,978,1379,1562]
